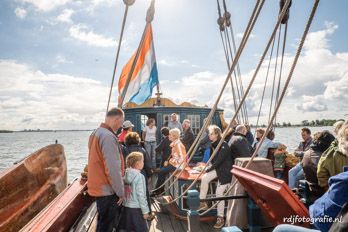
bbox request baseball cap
[122,120,134,128]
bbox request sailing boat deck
[149,201,217,232]
[86,201,217,232]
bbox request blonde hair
[338,123,348,156]
[126,152,143,168]
[256,128,265,135]
[334,120,345,135]
[275,143,288,155]
[169,128,180,140]
[208,125,221,137]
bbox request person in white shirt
[168,113,183,134]
[143,118,157,168]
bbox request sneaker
[214,217,225,229]
[198,202,208,211]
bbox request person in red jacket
[88,108,125,232]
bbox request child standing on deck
[119,152,149,232]
[274,144,288,180]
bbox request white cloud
[0,60,109,130]
[158,59,175,66]
[161,22,348,124]
[303,21,338,51]
[236,32,255,39]
[296,95,328,112]
[14,8,27,19]
[56,9,74,24]
[323,72,348,100]
[56,55,72,64]
[91,0,115,7]
[69,24,118,48]
[18,0,72,12]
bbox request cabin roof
[124,97,212,109]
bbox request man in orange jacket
[88,107,125,232]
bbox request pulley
[279,0,292,24]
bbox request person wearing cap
[118,120,134,144]
[168,113,183,134]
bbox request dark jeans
[155,164,176,193]
[119,207,149,232]
[95,194,122,232]
[274,170,284,179]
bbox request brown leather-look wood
[0,144,68,232]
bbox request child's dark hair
[161,127,169,136]
[125,132,140,146]
[126,152,143,168]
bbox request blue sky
[0,0,348,130]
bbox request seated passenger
[274,144,288,179]
[254,128,278,158]
[198,125,233,229]
[288,128,313,189]
[273,171,348,232]
[228,125,252,164]
[152,128,187,195]
[155,127,171,167]
[317,122,348,190]
[245,124,255,146]
[181,119,195,152]
[302,131,335,199]
[199,126,211,163]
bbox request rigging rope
[222,0,249,124]
[170,0,289,209]
[221,31,239,120]
[200,0,319,216]
[217,0,240,122]
[151,0,264,195]
[254,33,277,134]
[153,0,266,204]
[275,21,289,126]
[268,25,282,125]
[105,0,135,114]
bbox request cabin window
[187,115,200,135]
[140,115,148,130]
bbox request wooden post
[187,190,200,232]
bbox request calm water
[0,127,332,182]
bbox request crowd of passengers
[87,108,348,232]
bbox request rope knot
[123,0,135,6]
[217,16,225,31]
[279,0,292,24]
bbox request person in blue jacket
[273,170,348,232]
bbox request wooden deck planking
[148,202,217,232]
[169,215,186,232]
